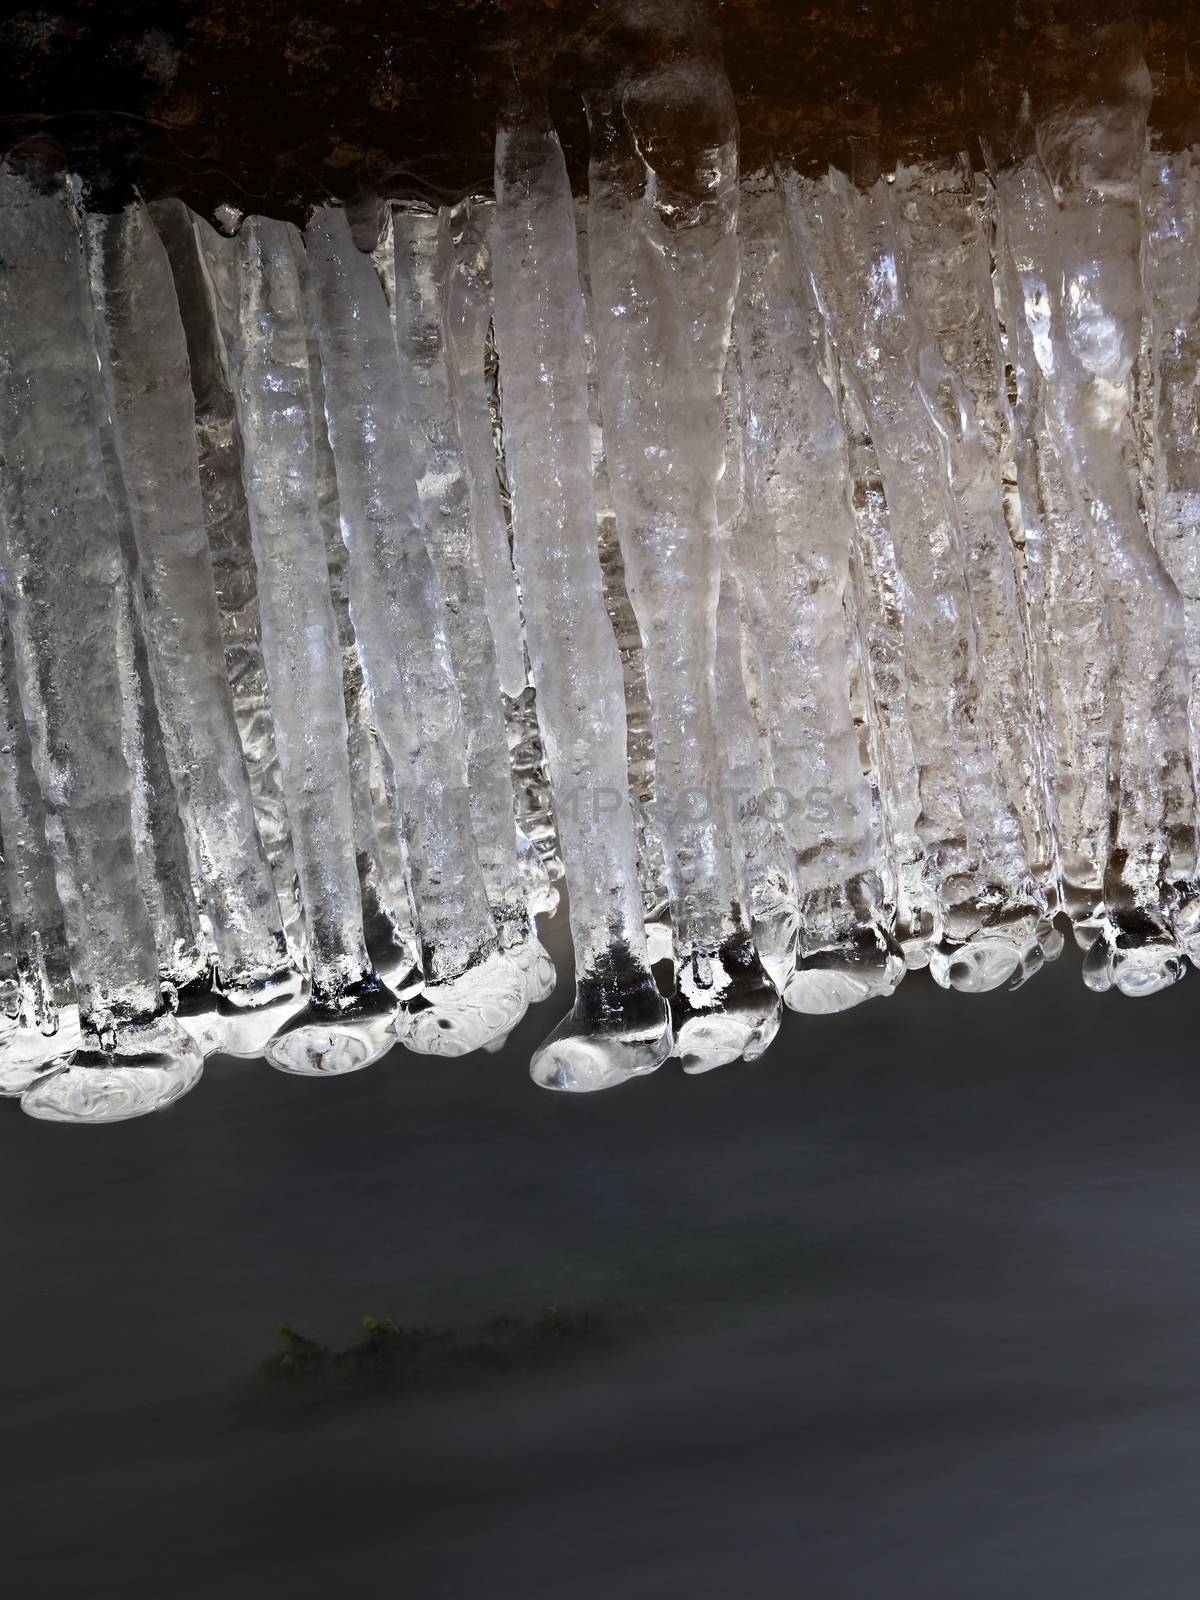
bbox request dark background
[5,1,1200,220]
[3,912,1199,1598]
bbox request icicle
[151,200,303,958]
[713,555,797,993]
[733,171,902,1012]
[231,215,396,1073]
[86,202,302,1057]
[305,204,528,1054]
[493,109,672,1090]
[574,195,670,958]
[1013,50,1199,992]
[790,169,937,970]
[890,161,1058,959]
[445,197,529,700]
[1141,145,1200,968]
[585,69,781,1070]
[0,168,203,1123]
[803,168,1043,992]
[290,230,421,997]
[0,597,79,1094]
[389,203,552,1006]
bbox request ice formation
[2,14,1200,1121]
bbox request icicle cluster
[1,27,1198,1123]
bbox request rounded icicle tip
[20,1013,203,1125]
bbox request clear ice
[493,108,672,1090]
[3,16,1200,1130]
[0,169,202,1122]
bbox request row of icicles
[0,42,1197,1123]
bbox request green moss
[259,1305,606,1395]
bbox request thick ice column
[0,605,82,1093]
[574,197,669,952]
[290,231,419,995]
[713,559,797,993]
[231,215,395,1074]
[150,201,302,953]
[0,836,16,1022]
[801,169,1043,992]
[789,171,935,969]
[389,204,551,1002]
[445,198,528,700]
[1019,60,1199,993]
[1141,146,1200,966]
[0,604,72,1032]
[304,205,527,1054]
[993,165,1109,954]
[444,199,563,909]
[0,169,201,1122]
[787,174,936,970]
[86,202,298,1040]
[732,172,902,1013]
[585,78,780,1071]
[87,319,207,1004]
[493,111,672,1090]
[891,161,1058,947]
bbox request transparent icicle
[88,320,208,1008]
[0,168,202,1122]
[150,201,302,955]
[444,197,528,700]
[585,74,780,1069]
[891,161,1058,964]
[993,164,1109,957]
[0,601,80,1093]
[1012,56,1199,992]
[802,169,1043,991]
[1141,145,1200,969]
[715,330,799,991]
[574,196,670,955]
[305,204,528,1054]
[790,174,937,971]
[389,202,553,1005]
[86,202,301,1056]
[445,200,563,906]
[290,231,420,997]
[493,109,672,1089]
[733,171,902,1012]
[231,215,396,1073]
[713,557,797,993]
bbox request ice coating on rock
[733,172,902,1014]
[445,197,529,701]
[305,204,526,1054]
[231,214,395,1073]
[493,111,672,1090]
[86,203,296,1024]
[585,68,780,1070]
[390,204,543,983]
[0,169,202,1121]
[803,167,1042,993]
